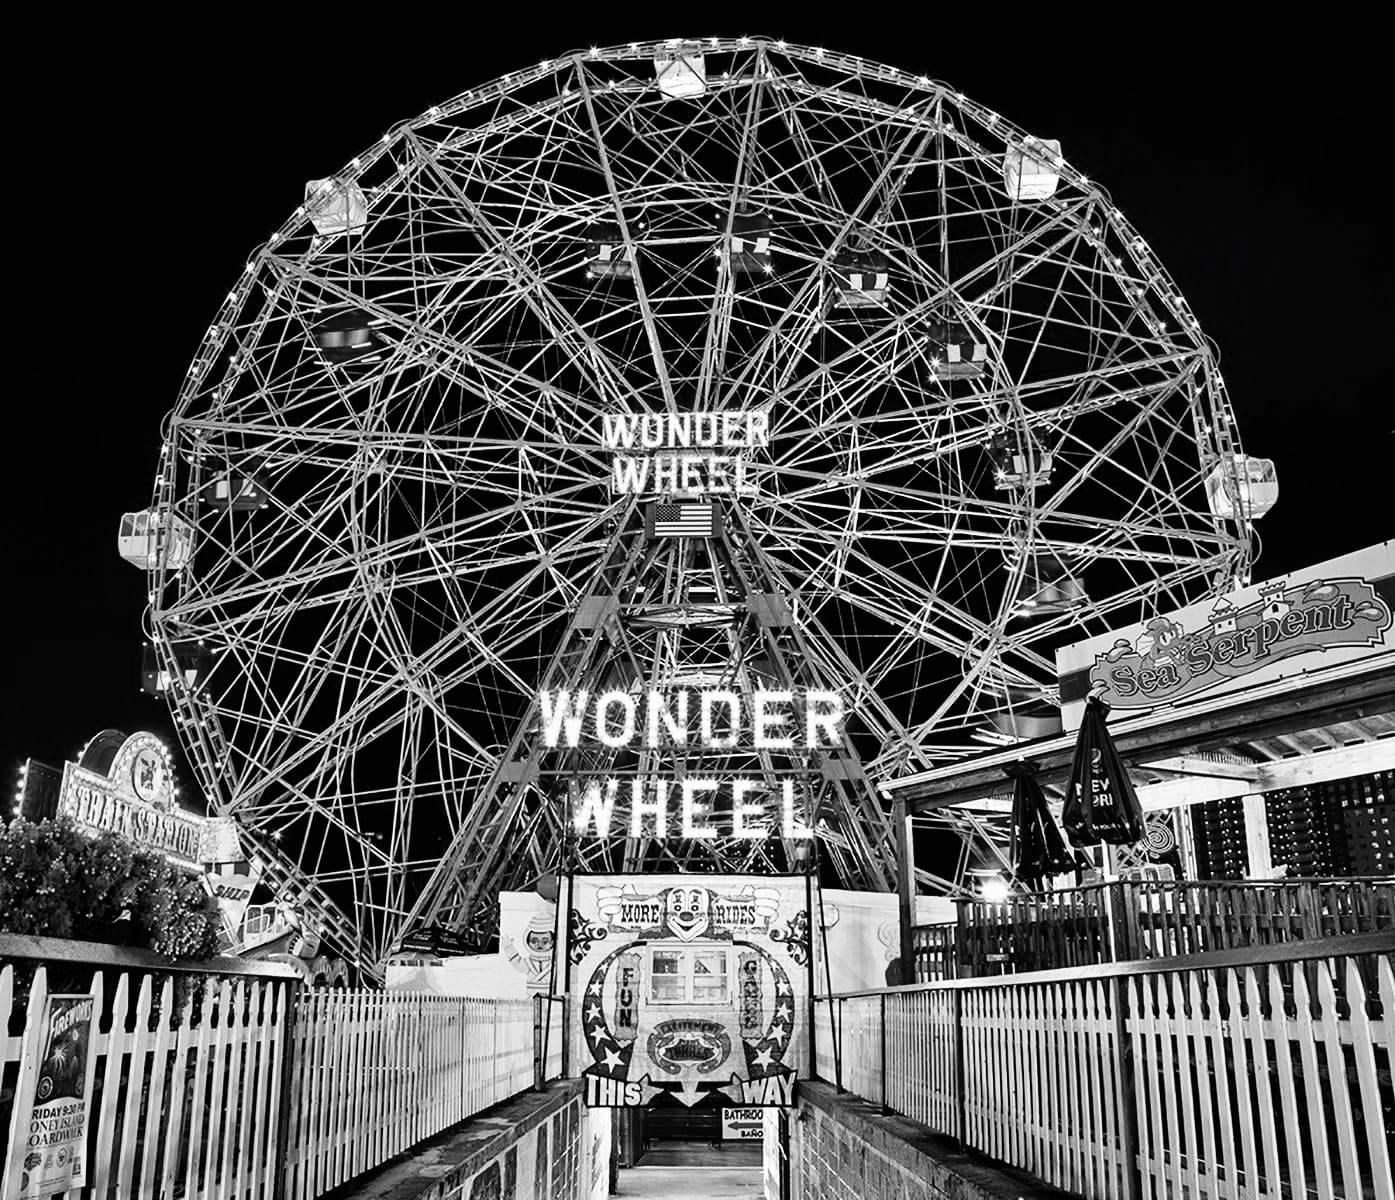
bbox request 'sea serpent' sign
[1057,542,1394,730]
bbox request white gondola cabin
[832,249,890,307]
[141,639,212,694]
[311,309,388,365]
[1004,138,1062,202]
[1012,553,1087,616]
[586,220,638,281]
[304,178,368,236]
[119,510,195,571]
[202,471,269,511]
[988,684,1063,740]
[926,322,987,379]
[726,210,773,278]
[986,429,1054,489]
[654,46,707,100]
[1205,454,1278,519]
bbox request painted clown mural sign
[567,875,808,1109]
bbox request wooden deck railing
[909,876,1395,980]
[816,931,1395,1200]
[2,937,298,1200]
[1,935,561,1200]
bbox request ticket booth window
[649,948,729,1004]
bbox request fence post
[271,977,303,1200]
[879,992,889,1114]
[832,998,845,1093]
[1111,974,1143,1200]
[953,989,966,1147]
[533,994,544,1090]
[1108,880,1138,963]
[894,796,916,981]
[561,997,570,1079]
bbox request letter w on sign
[647,501,720,539]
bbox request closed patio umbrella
[1006,761,1075,891]
[1062,696,1144,846]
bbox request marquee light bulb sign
[604,410,767,494]
[540,687,845,840]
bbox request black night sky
[6,13,1390,793]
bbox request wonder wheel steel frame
[142,38,1252,974]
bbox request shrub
[0,817,220,959]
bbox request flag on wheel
[647,500,720,539]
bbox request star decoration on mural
[600,1046,624,1072]
[632,1073,662,1106]
[718,1074,749,1105]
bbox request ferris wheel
[124,38,1273,975]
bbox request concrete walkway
[614,1165,764,1199]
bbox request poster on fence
[13,993,98,1198]
[568,873,810,1109]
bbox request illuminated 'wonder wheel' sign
[142,39,1254,974]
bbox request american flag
[649,501,718,538]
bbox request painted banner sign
[1057,542,1394,731]
[569,874,808,1109]
[13,994,98,1198]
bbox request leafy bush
[0,817,220,959]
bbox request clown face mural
[568,876,809,1109]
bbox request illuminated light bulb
[980,876,1010,903]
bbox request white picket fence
[2,958,295,1200]
[815,933,1395,1200]
[1,938,556,1200]
[281,992,534,1200]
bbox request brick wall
[789,1081,1069,1200]
[346,1081,611,1200]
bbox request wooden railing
[534,994,567,1087]
[908,921,958,982]
[815,932,1395,1200]
[1,936,298,1200]
[909,876,1395,980]
[1,935,561,1200]
[281,992,535,1200]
